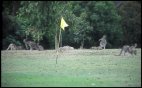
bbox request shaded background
[2,1,141,50]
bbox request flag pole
[56,28,61,64]
[56,16,68,64]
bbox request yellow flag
[60,17,69,30]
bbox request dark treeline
[2,1,141,50]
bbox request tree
[71,1,122,48]
[16,1,76,49]
[2,1,23,49]
[3,1,137,49]
[16,1,47,43]
[118,1,141,47]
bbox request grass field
[1,49,141,87]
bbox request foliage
[2,4,24,49]
[87,1,123,48]
[16,1,47,43]
[68,1,123,48]
[118,1,141,47]
[2,1,141,49]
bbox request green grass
[1,49,141,87]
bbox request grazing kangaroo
[118,43,137,56]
